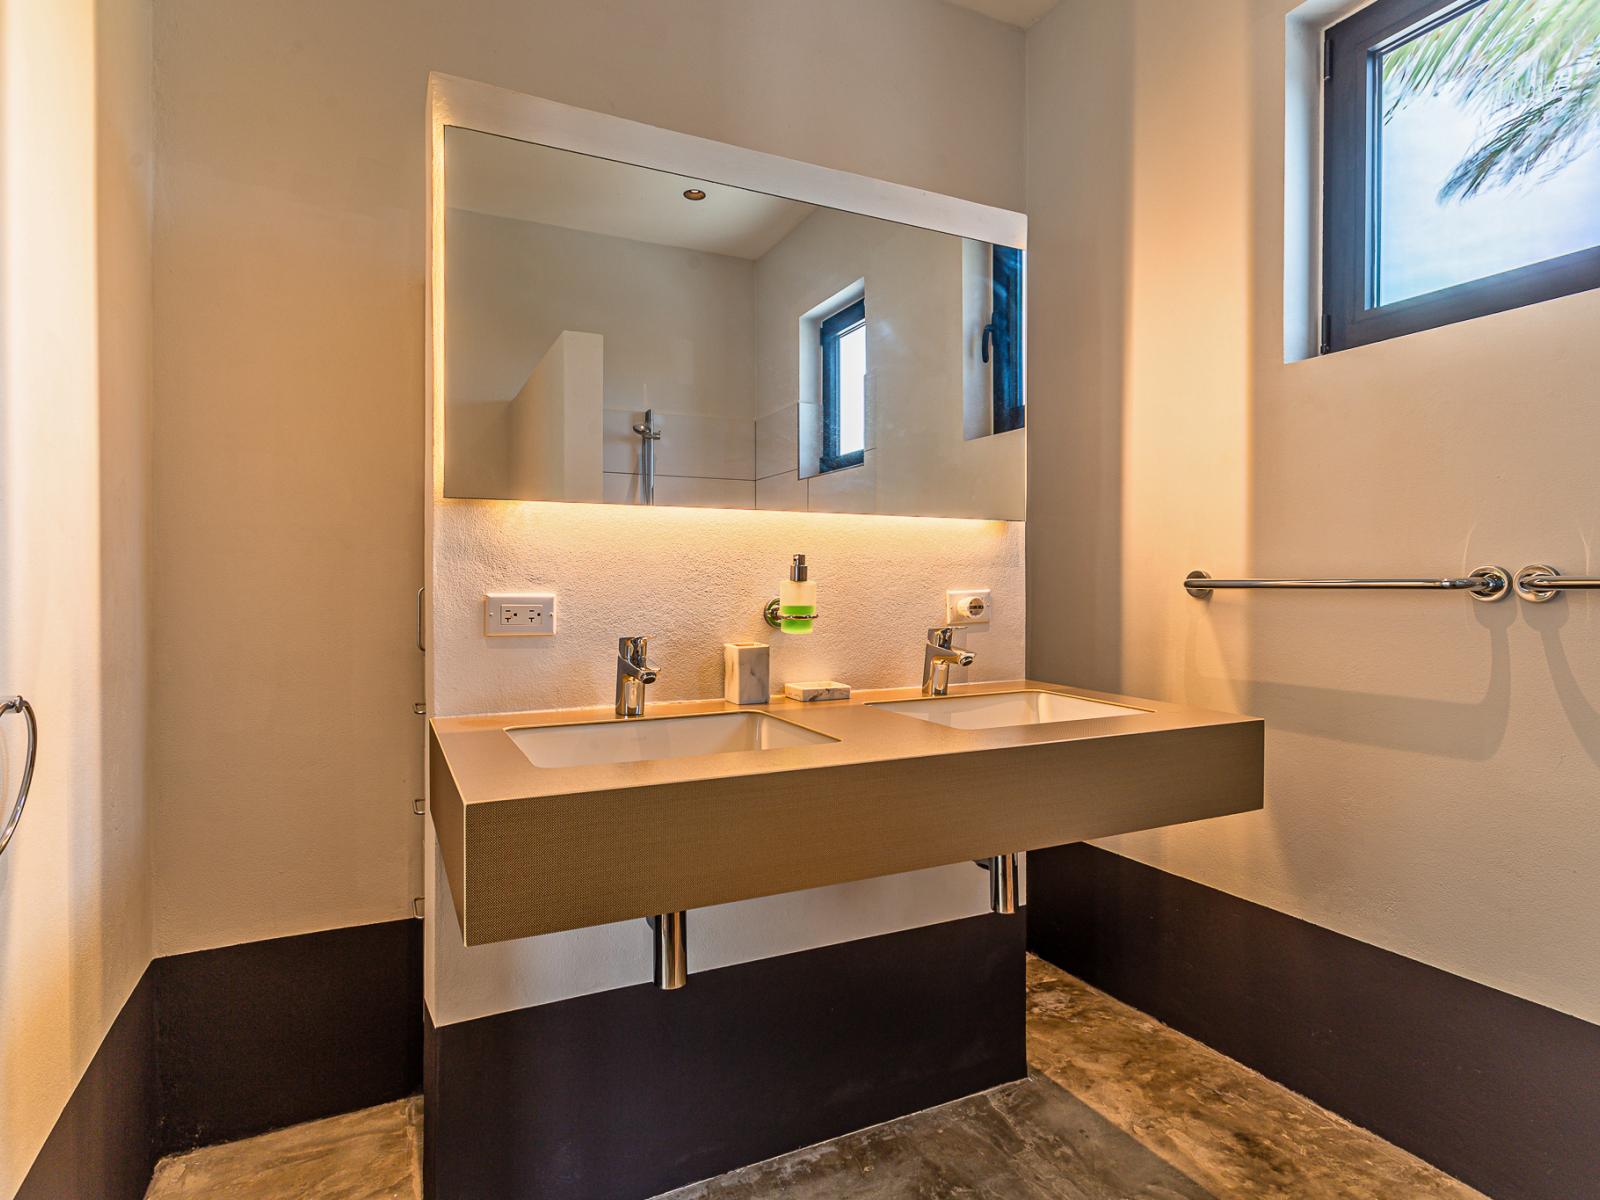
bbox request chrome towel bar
[1184,566,1511,602]
[0,695,37,859]
[1513,565,1600,603]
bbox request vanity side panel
[428,728,468,938]
[460,719,1263,944]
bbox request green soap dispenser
[778,554,817,635]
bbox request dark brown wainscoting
[16,918,423,1199]
[1027,843,1600,1200]
[15,973,160,1200]
[425,911,1028,1200]
[155,918,424,1151]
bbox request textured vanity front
[429,681,1263,946]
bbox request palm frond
[1382,0,1600,200]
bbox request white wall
[446,208,761,502]
[442,397,511,498]
[507,331,604,503]
[150,0,1025,998]
[0,0,153,1192]
[1026,0,1600,1024]
[446,208,762,491]
[446,210,757,421]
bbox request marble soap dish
[783,680,851,703]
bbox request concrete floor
[145,1097,422,1200]
[145,957,1484,1200]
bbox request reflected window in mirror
[987,246,1024,434]
[819,297,867,473]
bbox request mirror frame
[425,71,1027,514]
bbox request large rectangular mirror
[443,125,1025,520]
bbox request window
[986,245,1025,433]
[819,298,866,472]
[1323,0,1600,352]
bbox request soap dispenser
[765,553,817,635]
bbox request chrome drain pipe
[648,912,688,990]
[977,854,1020,915]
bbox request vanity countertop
[430,679,1262,945]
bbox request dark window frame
[819,297,866,474]
[985,245,1025,433]
[1323,0,1600,354]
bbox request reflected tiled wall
[755,401,882,513]
[600,397,887,513]
[756,404,804,509]
[603,408,757,508]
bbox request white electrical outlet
[485,592,556,636]
[946,588,992,625]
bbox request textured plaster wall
[1026,0,1600,1024]
[432,504,1024,717]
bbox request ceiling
[943,0,1060,29]
[446,128,816,261]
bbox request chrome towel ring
[0,696,37,859]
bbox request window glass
[1378,0,1600,305]
[819,298,866,473]
[990,245,1024,433]
[835,321,866,457]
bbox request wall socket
[485,592,556,636]
[945,588,992,625]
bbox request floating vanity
[429,680,1263,947]
[416,73,1266,1195]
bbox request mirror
[443,127,1025,520]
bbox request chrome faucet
[615,636,659,717]
[923,626,975,696]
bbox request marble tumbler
[723,642,771,705]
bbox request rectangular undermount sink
[508,711,836,769]
[870,690,1146,731]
